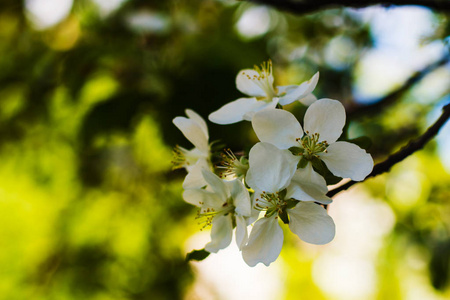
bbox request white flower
[242,142,335,267]
[173,109,211,188]
[183,169,252,252]
[208,60,319,124]
[251,99,374,181]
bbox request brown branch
[327,102,450,198]
[246,0,450,15]
[347,56,450,119]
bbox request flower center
[171,145,188,169]
[171,146,205,170]
[296,132,329,160]
[217,148,249,179]
[245,60,277,101]
[196,199,235,229]
[255,191,286,218]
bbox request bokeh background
[0,0,449,299]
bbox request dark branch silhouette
[347,56,450,119]
[327,102,450,198]
[247,0,450,15]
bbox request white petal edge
[246,142,299,193]
[321,141,374,181]
[182,188,223,208]
[205,214,233,253]
[298,93,317,106]
[288,202,335,245]
[235,215,248,250]
[173,116,209,153]
[278,72,319,106]
[185,109,208,140]
[226,179,251,217]
[252,109,303,150]
[286,164,332,205]
[246,192,263,225]
[182,159,210,189]
[276,85,297,95]
[242,215,284,267]
[201,169,230,201]
[303,98,346,144]
[242,98,278,121]
[209,97,265,125]
[236,69,267,97]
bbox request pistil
[255,191,287,218]
[297,132,329,160]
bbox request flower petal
[278,72,319,106]
[236,69,268,97]
[182,159,209,189]
[242,216,283,267]
[299,93,317,106]
[321,141,373,181]
[182,188,223,208]
[276,85,297,95]
[208,97,267,125]
[185,109,208,140]
[304,98,346,143]
[252,109,303,150]
[286,164,332,204]
[288,202,335,245]
[173,115,209,153]
[246,142,299,193]
[182,189,206,207]
[202,169,230,201]
[205,214,233,253]
[246,192,263,225]
[235,215,248,250]
[242,98,278,121]
[226,179,251,217]
[182,147,205,172]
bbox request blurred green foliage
[0,0,449,299]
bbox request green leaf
[186,249,210,262]
[346,136,372,150]
[278,188,287,200]
[285,199,299,209]
[310,157,326,174]
[297,156,308,168]
[289,146,303,156]
[311,157,342,185]
[279,210,289,224]
[323,172,343,185]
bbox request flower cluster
[173,61,374,266]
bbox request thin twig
[247,0,450,15]
[327,102,450,198]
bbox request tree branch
[327,102,450,198]
[347,56,450,119]
[246,0,450,15]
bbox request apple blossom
[172,109,211,188]
[208,60,319,124]
[251,99,374,181]
[242,142,334,266]
[183,169,252,252]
